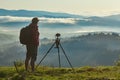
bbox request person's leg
[30,46,38,72]
[25,56,30,71]
[25,45,31,71]
[30,58,35,72]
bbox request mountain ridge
[0,9,82,18]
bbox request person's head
[32,17,39,24]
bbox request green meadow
[0,65,120,80]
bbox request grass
[0,65,120,80]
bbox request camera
[55,33,61,37]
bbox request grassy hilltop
[1,65,120,80]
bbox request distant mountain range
[0,9,82,18]
[0,9,120,27]
[0,9,120,19]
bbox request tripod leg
[59,43,75,72]
[57,47,61,68]
[36,42,56,69]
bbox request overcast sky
[0,0,120,16]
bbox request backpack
[19,26,31,45]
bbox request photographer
[25,17,40,72]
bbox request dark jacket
[28,23,39,46]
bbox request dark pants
[25,45,38,71]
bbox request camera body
[55,33,61,37]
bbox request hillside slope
[0,65,120,80]
[0,32,120,67]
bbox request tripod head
[55,33,61,38]
[55,33,61,48]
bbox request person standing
[25,17,39,72]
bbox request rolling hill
[0,32,120,67]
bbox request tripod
[36,33,74,72]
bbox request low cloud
[0,16,31,23]
[0,16,120,28]
[0,16,77,24]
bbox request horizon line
[0,8,120,17]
